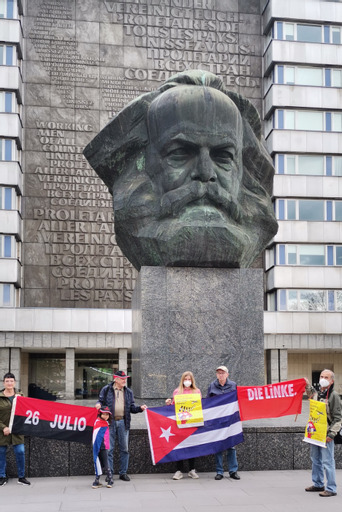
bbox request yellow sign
[174,393,204,428]
[303,400,327,448]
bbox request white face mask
[319,377,330,388]
[183,380,192,388]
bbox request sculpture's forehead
[148,85,242,142]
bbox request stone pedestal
[132,267,264,400]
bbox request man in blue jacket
[96,370,147,482]
[207,365,241,481]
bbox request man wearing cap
[96,370,147,481]
[207,366,241,481]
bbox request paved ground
[1,470,342,512]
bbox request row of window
[267,244,342,268]
[272,65,342,88]
[275,154,342,176]
[277,199,342,221]
[272,22,342,44]
[274,109,342,132]
[268,289,342,312]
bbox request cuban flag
[145,391,243,465]
[92,417,109,476]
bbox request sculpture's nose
[190,148,217,183]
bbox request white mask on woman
[183,380,192,388]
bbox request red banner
[237,378,306,421]
[9,396,98,444]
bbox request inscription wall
[23,0,263,308]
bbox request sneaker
[319,490,337,497]
[18,477,31,486]
[0,477,7,486]
[106,478,114,488]
[188,469,199,479]
[172,471,183,480]
[92,478,102,489]
[215,474,224,480]
[305,485,325,492]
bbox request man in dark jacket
[96,370,147,481]
[304,369,341,497]
[207,365,240,481]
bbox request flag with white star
[144,392,243,464]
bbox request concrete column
[10,348,21,389]
[0,348,10,378]
[65,348,75,400]
[118,348,128,373]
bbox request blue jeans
[108,420,129,475]
[310,441,336,493]
[215,447,238,475]
[0,444,25,478]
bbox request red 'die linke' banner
[237,378,306,421]
[9,396,98,444]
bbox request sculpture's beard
[112,167,278,270]
[158,180,242,225]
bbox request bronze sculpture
[84,71,278,270]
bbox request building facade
[0,0,341,399]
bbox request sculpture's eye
[165,143,195,164]
[210,147,234,164]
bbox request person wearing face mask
[304,369,342,497]
[207,365,240,481]
[165,371,201,480]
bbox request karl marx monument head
[84,71,278,270]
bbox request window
[0,235,14,257]
[0,139,15,161]
[0,0,14,18]
[0,187,16,210]
[332,113,342,131]
[297,24,322,43]
[332,70,342,87]
[277,110,324,130]
[332,27,341,44]
[274,290,327,311]
[274,65,342,88]
[0,92,15,113]
[0,45,15,65]
[299,200,324,221]
[284,23,295,41]
[275,154,342,176]
[272,289,342,312]
[0,283,14,306]
[273,245,326,266]
[275,110,340,131]
[29,354,66,400]
[297,111,323,130]
[274,22,341,44]
[74,354,130,399]
[275,199,340,221]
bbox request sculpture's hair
[84,70,274,197]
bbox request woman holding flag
[0,373,30,486]
[165,371,201,480]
